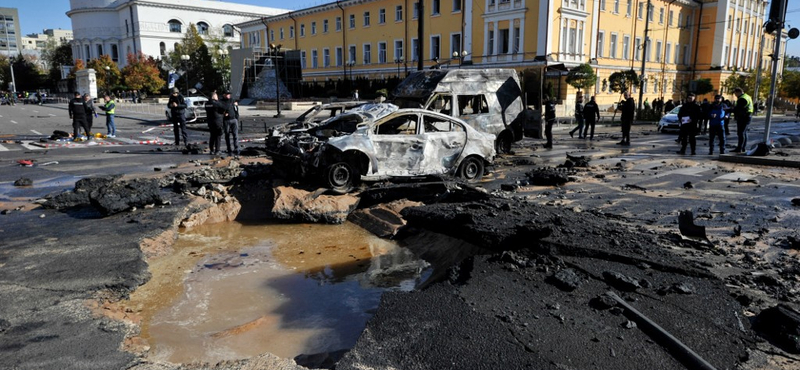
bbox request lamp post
[180,54,190,95]
[347,60,355,85]
[394,58,404,78]
[103,66,110,95]
[269,43,283,118]
[452,50,469,68]
[216,48,230,91]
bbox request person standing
[569,98,584,139]
[699,98,711,135]
[617,92,635,145]
[68,92,89,140]
[83,94,97,136]
[543,96,557,148]
[707,95,727,155]
[98,94,116,137]
[353,89,359,101]
[676,93,702,155]
[664,99,675,113]
[221,91,241,158]
[204,92,226,156]
[582,96,601,140]
[732,87,754,153]
[168,88,189,147]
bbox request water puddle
[129,221,428,364]
[0,175,80,202]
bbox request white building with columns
[67,0,288,67]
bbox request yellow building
[237,0,788,108]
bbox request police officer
[582,96,601,140]
[617,92,635,145]
[68,92,89,140]
[84,94,97,136]
[168,87,189,147]
[732,87,753,153]
[677,93,702,155]
[204,92,226,156]
[543,96,556,148]
[221,91,241,158]
[98,94,116,137]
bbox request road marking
[0,144,8,151]
[30,130,43,135]
[10,120,17,124]
[20,142,45,151]
[48,114,56,117]
[33,110,39,113]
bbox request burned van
[393,68,540,153]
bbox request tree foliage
[88,55,122,94]
[44,43,73,88]
[684,78,714,96]
[608,70,639,93]
[122,52,165,94]
[781,71,800,99]
[70,59,85,78]
[1,55,43,91]
[565,63,597,92]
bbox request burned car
[267,106,496,193]
[291,101,367,129]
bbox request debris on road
[270,186,360,224]
[13,178,32,186]
[678,210,707,239]
[753,304,800,354]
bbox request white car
[165,96,208,123]
[657,105,682,133]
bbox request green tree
[3,55,44,91]
[565,63,597,93]
[743,71,772,101]
[167,23,207,93]
[70,59,85,78]
[780,71,800,99]
[88,55,122,95]
[44,43,73,88]
[608,69,639,94]
[721,74,745,95]
[122,52,166,94]
[684,78,713,96]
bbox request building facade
[0,7,22,58]
[240,0,787,107]
[67,0,287,67]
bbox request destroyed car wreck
[267,104,496,193]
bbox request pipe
[690,0,703,81]
[337,1,347,80]
[418,0,424,71]
[637,0,651,119]
[660,0,677,100]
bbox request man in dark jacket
[84,94,96,136]
[676,93,702,155]
[664,99,675,113]
[732,87,753,152]
[204,92,226,156]
[617,92,635,145]
[543,96,557,148]
[168,87,189,147]
[699,98,711,135]
[569,98,584,139]
[582,95,601,140]
[221,91,241,158]
[68,92,89,140]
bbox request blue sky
[12,0,800,57]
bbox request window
[744,22,748,35]
[683,45,689,65]
[198,22,209,35]
[395,40,404,60]
[659,8,664,24]
[379,9,386,24]
[665,42,672,63]
[451,33,462,56]
[223,24,234,37]
[488,30,494,55]
[336,47,343,66]
[301,50,307,68]
[311,21,316,35]
[396,5,403,21]
[499,29,510,53]
[645,38,652,61]
[85,45,90,60]
[424,114,463,133]
[597,31,604,57]
[159,42,166,56]
[280,28,284,39]
[97,44,103,57]
[350,14,356,28]
[412,38,419,61]
[413,2,420,19]
[289,26,294,38]
[432,0,441,15]
[600,0,606,11]
[674,44,679,64]
[349,45,357,64]
[623,35,630,60]
[626,0,632,16]
[513,27,520,53]
[453,0,462,12]
[375,114,418,135]
[300,24,305,37]
[336,17,342,31]
[638,2,643,19]
[363,44,372,64]
[364,11,370,26]
[312,49,318,68]
[614,0,619,13]
[686,14,691,28]
[323,19,329,33]
[431,35,441,59]
[647,4,653,22]
[270,29,274,41]
[635,37,641,60]
[111,44,119,62]
[655,40,662,62]
[169,19,182,33]
[378,42,387,63]
[457,95,490,116]
[323,48,330,67]
[610,33,618,58]
[669,11,674,26]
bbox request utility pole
[9,63,16,93]
[417,1,424,71]
[752,26,766,107]
[763,0,788,146]
[637,0,651,119]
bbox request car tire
[457,156,484,182]
[497,131,513,154]
[324,161,356,194]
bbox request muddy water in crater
[131,221,427,364]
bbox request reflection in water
[144,221,428,364]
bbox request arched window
[197,22,209,35]
[168,19,182,33]
[160,42,166,56]
[223,24,233,37]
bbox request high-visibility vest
[105,100,116,115]
[741,93,753,114]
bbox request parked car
[657,105,682,133]
[267,106,496,193]
[164,96,208,123]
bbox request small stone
[39,214,46,218]
[683,181,694,189]
[603,271,641,291]
[622,320,638,329]
[590,295,617,310]
[13,178,33,187]
[792,198,800,207]
[552,268,583,291]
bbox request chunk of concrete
[753,304,800,354]
[270,186,359,224]
[348,199,423,237]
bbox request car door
[370,112,425,176]
[419,113,468,173]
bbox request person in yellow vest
[98,94,117,137]
[732,87,753,153]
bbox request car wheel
[496,131,513,154]
[457,156,484,182]
[324,161,356,194]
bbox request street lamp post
[452,50,469,68]
[180,54,191,95]
[347,60,355,85]
[394,58,404,78]
[103,66,110,95]
[269,43,284,118]
[217,49,229,91]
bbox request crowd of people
[68,92,117,140]
[168,87,241,158]
[543,88,756,155]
